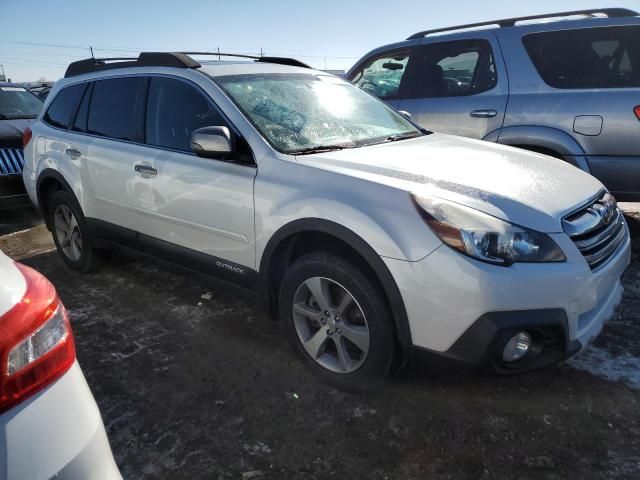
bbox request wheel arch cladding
[260,218,412,346]
[36,169,79,230]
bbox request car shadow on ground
[0,207,43,235]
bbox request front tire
[279,252,397,391]
[49,190,104,273]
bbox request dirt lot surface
[1,206,639,480]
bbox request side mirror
[191,126,233,159]
[398,110,412,120]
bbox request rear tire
[279,252,397,391]
[49,190,105,273]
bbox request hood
[296,134,604,233]
[0,250,26,318]
[0,118,34,148]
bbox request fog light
[503,332,532,362]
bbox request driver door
[137,76,257,269]
[350,49,412,111]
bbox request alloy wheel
[54,204,83,262]
[292,276,370,374]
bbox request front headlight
[412,195,565,266]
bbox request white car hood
[0,250,26,318]
[297,134,604,232]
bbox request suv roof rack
[179,52,311,68]
[64,51,310,78]
[407,8,639,39]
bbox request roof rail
[64,52,200,78]
[407,8,639,39]
[64,51,310,78]
[179,52,311,68]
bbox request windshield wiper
[289,145,352,155]
[0,114,8,120]
[385,132,424,142]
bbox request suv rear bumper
[384,226,631,373]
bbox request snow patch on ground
[568,346,640,390]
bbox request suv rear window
[523,26,640,89]
[43,83,85,129]
[88,77,146,141]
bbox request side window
[88,77,146,141]
[401,40,497,98]
[351,51,411,100]
[145,77,227,151]
[523,26,640,89]
[43,83,86,129]
[72,82,92,132]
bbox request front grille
[0,148,25,175]
[563,192,627,270]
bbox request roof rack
[179,52,311,68]
[64,51,310,78]
[407,8,639,39]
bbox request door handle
[65,148,81,157]
[469,109,498,118]
[134,164,157,176]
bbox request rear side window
[350,51,411,100]
[401,40,497,98]
[43,83,85,129]
[145,77,227,151]
[523,26,640,89]
[88,77,146,141]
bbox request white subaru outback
[22,52,631,389]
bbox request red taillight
[0,263,75,414]
[635,106,640,121]
[22,126,33,148]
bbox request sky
[1,0,639,82]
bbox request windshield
[0,86,43,119]
[215,73,422,153]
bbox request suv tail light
[634,106,640,121]
[0,263,75,414]
[22,126,33,148]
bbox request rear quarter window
[523,25,640,89]
[43,83,86,129]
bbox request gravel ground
[1,206,639,480]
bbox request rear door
[81,76,168,239]
[397,36,508,139]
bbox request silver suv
[23,52,630,390]
[347,8,640,201]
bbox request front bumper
[384,224,631,373]
[0,361,122,480]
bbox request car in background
[0,82,43,210]
[26,82,54,101]
[347,8,640,200]
[0,249,121,479]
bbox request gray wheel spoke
[304,328,329,359]
[335,337,352,372]
[293,302,324,325]
[304,277,332,312]
[340,323,369,353]
[336,293,353,316]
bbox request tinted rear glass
[523,26,640,89]
[88,77,146,141]
[43,83,85,129]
